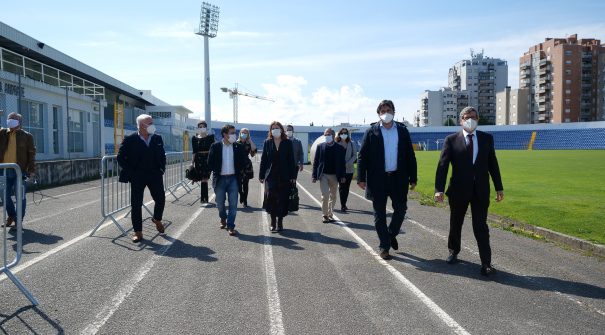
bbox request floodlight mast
[195,2,220,130]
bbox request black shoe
[446,253,458,264]
[270,224,276,233]
[322,216,331,223]
[379,251,392,260]
[390,236,399,251]
[341,206,347,213]
[481,265,497,276]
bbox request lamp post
[195,2,220,130]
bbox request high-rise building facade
[496,87,530,125]
[448,51,508,125]
[520,34,605,123]
[415,88,468,127]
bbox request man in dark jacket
[207,124,247,236]
[0,112,36,229]
[312,128,345,223]
[117,114,166,243]
[435,106,503,276]
[357,100,417,260]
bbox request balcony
[539,59,548,67]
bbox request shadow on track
[394,252,605,300]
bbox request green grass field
[413,150,605,245]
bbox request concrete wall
[35,158,100,187]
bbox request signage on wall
[0,81,25,97]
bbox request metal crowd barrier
[0,163,38,306]
[91,151,197,237]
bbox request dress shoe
[270,225,277,233]
[481,265,497,276]
[446,253,458,264]
[1,216,15,228]
[152,218,165,234]
[227,228,237,236]
[341,206,347,213]
[322,216,331,223]
[219,219,227,229]
[390,236,399,251]
[277,222,283,232]
[131,232,143,243]
[379,250,392,260]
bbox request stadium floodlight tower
[195,2,220,130]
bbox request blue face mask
[240,133,248,139]
[7,119,19,128]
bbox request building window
[565,79,572,84]
[565,60,572,64]
[565,50,572,56]
[565,99,571,105]
[566,89,571,95]
[68,109,85,153]
[20,100,45,154]
[565,108,571,113]
[564,118,571,122]
[565,69,572,75]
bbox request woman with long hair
[335,128,357,212]
[259,121,296,232]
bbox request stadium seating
[532,128,605,150]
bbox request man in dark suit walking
[357,100,417,260]
[207,124,247,236]
[312,128,346,223]
[117,114,166,243]
[434,106,504,276]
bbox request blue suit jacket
[117,133,166,183]
[356,122,417,200]
[312,142,345,181]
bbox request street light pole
[195,2,220,131]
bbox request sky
[2,0,605,127]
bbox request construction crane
[220,83,274,123]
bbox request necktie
[467,134,474,164]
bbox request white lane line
[347,189,605,317]
[27,185,101,205]
[81,194,215,335]
[27,199,99,224]
[259,184,285,335]
[0,198,154,283]
[297,182,470,335]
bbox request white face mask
[325,135,333,143]
[197,127,207,134]
[462,118,478,132]
[240,133,248,139]
[6,119,19,128]
[380,112,394,124]
[228,134,237,143]
[286,130,293,138]
[146,125,156,135]
[340,134,348,140]
[271,129,282,138]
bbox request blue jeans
[3,169,27,221]
[215,175,238,229]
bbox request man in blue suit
[357,100,417,260]
[312,128,346,223]
[117,114,166,243]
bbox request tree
[443,118,457,126]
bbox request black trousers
[372,173,408,252]
[200,181,209,202]
[448,193,491,265]
[239,178,250,204]
[339,173,354,208]
[131,172,165,232]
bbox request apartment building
[519,34,605,123]
[448,51,508,125]
[415,88,468,127]
[496,87,530,125]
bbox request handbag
[288,184,299,212]
[185,163,200,181]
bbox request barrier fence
[90,151,197,237]
[0,163,38,306]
